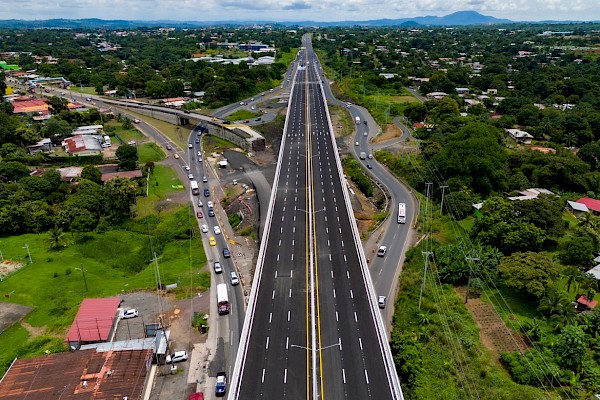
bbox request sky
[0,0,598,22]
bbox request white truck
[355,116,361,125]
[359,152,367,160]
[190,180,199,196]
[217,283,230,315]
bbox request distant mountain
[0,12,514,29]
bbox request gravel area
[113,291,176,341]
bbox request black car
[204,188,210,197]
[223,248,231,258]
[208,209,215,217]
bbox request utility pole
[424,182,433,215]
[439,185,449,214]
[419,251,433,309]
[464,255,480,304]
[76,265,88,292]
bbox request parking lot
[113,292,175,341]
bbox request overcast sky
[0,0,598,22]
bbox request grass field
[138,142,165,163]
[137,165,183,217]
[113,108,189,149]
[227,110,260,121]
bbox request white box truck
[190,180,199,196]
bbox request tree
[556,325,588,372]
[498,252,560,299]
[103,177,137,223]
[561,237,594,266]
[80,165,102,184]
[403,102,427,123]
[578,142,600,171]
[0,161,30,182]
[41,117,72,141]
[115,144,138,171]
[46,96,69,114]
[538,289,571,317]
[47,226,66,250]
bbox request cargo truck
[217,283,230,315]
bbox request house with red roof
[577,197,600,215]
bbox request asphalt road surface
[231,35,402,400]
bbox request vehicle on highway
[214,262,223,274]
[222,248,231,258]
[188,143,193,149]
[196,211,203,219]
[191,180,199,196]
[188,173,194,180]
[239,102,245,105]
[121,309,138,319]
[398,202,407,224]
[363,131,368,136]
[355,141,359,146]
[209,236,216,246]
[204,188,210,197]
[198,157,202,162]
[184,165,190,171]
[255,117,261,122]
[208,209,215,217]
[195,137,200,143]
[202,176,208,183]
[378,296,386,309]
[355,116,361,124]
[201,224,208,233]
[166,351,188,364]
[367,153,373,159]
[166,144,172,150]
[215,372,227,396]
[133,118,141,124]
[207,201,214,208]
[197,199,203,207]
[174,153,180,159]
[363,120,367,125]
[128,140,136,145]
[359,152,366,160]
[217,284,230,315]
[269,89,274,92]
[197,151,202,157]
[230,271,240,286]
[367,164,372,169]
[377,246,387,257]
[213,225,221,235]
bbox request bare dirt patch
[456,287,528,360]
[372,123,403,144]
[0,302,33,334]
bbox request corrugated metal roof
[0,349,152,400]
[577,197,600,212]
[66,298,121,343]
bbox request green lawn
[227,110,259,121]
[138,142,165,163]
[137,165,183,217]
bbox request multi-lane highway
[230,35,403,399]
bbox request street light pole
[75,266,88,292]
[23,244,32,264]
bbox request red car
[196,211,203,218]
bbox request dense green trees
[115,144,138,170]
[498,252,560,299]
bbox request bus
[397,202,406,224]
[190,180,199,196]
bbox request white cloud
[0,0,597,21]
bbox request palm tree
[549,305,578,332]
[563,266,585,293]
[47,226,66,250]
[538,289,570,317]
[520,318,543,343]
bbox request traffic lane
[315,139,393,398]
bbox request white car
[377,246,388,257]
[230,272,240,286]
[166,351,188,364]
[197,151,202,157]
[197,199,203,207]
[213,225,221,235]
[128,140,136,145]
[188,173,194,180]
[207,201,214,208]
[202,176,208,183]
[122,309,139,319]
[214,262,223,274]
[188,143,193,149]
[355,141,359,146]
[184,166,190,171]
[201,224,208,233]
[378,296,386,309]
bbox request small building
[101,170,143,182]
[62,135,103,156]
[456,87,469,95]
[426,92,448,100]
[586,264,600,280]
[567,200,590,216]
[507,129,534,144]
[26,138,52,155]
[12,99,49,115]
[577,197,600,215]
[576,295,598,311]
[66,297,121,349]
[57,167,83,182]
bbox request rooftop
[0,349,152,400]
[65,297,121,344]
[577,197,600,213]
